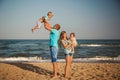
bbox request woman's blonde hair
[58,31,68,48]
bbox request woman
[59,31,74,78]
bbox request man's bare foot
[50,75,57,80]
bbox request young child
[31,11,53,32]
[69,33,77,53]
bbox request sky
[0,0,120,39]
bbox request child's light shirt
[36,16,50,29]
[71,37,77,46]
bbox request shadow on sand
[4,62,52,75]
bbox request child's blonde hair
[47,11,52,16]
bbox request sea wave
[0,56,120,62]
[79,44,120,47]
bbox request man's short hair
[54,24,60,30]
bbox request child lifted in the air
[31,11,53,32]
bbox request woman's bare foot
[65,75,70,79]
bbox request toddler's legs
[31,19,41,32]
[71,43,75,53]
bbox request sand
[0,62,120,80]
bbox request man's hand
[41,16,46,23]
[44,21,52,31]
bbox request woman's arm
[61,40,71,49]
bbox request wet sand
[0,62,120,80]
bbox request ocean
[0,39,120,62]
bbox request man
[43,20,60,78]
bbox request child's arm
[69,40,75,53]
[69,40,74,48]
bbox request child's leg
[71,43,75,53]
[31,19,42,32]
[31,25,38,32]
[71,47,74,53]
[36,20,41,28]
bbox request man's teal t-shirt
[50,29,59,48]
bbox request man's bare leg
[52,62,58,78]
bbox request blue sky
[0,0,120,39]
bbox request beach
[0,39,120,80]
[0,62,120,80]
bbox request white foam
[80,44,102,47]
[79,44,120,47]
[0,57,120,62]
[0,57,42,62]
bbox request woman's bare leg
[69,56,72,66]
[65,56,70,78]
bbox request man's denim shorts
[50,46,58,62]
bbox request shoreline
[0,57,120,63]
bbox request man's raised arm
[44,21,52,31]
